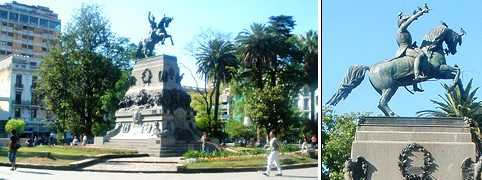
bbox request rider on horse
[395,7,430,92]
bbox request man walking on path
[263,131,283,177]
[198,132,210,152]
[8,129,19,171]
[301,133,309,153]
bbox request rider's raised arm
[399,8,431,31]
[148,12,154,23]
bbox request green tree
[225,118,257,141]
[5,119,25,136]
[322,107,370,180]
[195,39,238,133]
[37,3,133,138]
[246,85,297,135]
[236,23,276,89]
[298,30,319,124]
[188,28,238,137]
[235,17,305,144]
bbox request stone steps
[92,139,203,157]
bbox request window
[42,39,47,43]
[22,35,27,39]
[2,22,7,26]
[28,36,33,40]
[27,45,33,49]
[16,74,22,87]
[7,32,13,37]
[22,44,27,49]
[15,91,21,103]
[1,41,6,46]
[0,10,7,19]
[19,14,28,23]
[29,16,38,26]
[49,21,60,30]
[1,31,6,36]
[42,47,47,52]
[39,18,48,28]
[0,51,5,55]
[15,108,20,117]
[7,42,12,46]
[6,51,11,55]
[8,12,18,21]
[303,98,309,110]
[32,76,37,88]
[28,27,34,31]
[48,30,53,35]
[31,109,37,118]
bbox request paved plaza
[0,166,318,180]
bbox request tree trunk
[213,79,221,135]
[256,57,263,144]
[270,56,277,87]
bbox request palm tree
[236,23,278,89]
[417,79,482,156]
[196,39,238,135]
[298,30,319,123]
[236,23,280,144]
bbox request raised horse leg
[167,34,174,45]
[438,64,463,93]
[378,87,398,117]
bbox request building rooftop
[2,1,58,19]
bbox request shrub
[249,148,268,155]
[282,144,299,153]
[5,119,25,136]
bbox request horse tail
[135,41,144,58]
[326,65,370,106]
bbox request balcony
[14,83,23,89]
[13,100,37,106]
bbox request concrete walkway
[1,166,319,180]
[80,157,182,173]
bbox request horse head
[444,28,463,55]
[158,16,173,29]
[421,26,462,56]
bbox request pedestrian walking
[301,133,309,153]
[198,132,210,152]
[311,134,317,149]
[263,131,283,177]
[82,133,87,146]
[33,135,38,146]
[8,129,19,171]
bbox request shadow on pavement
[16,170,53,175]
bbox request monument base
[347,117,477,180]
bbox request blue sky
[323,1,482,116]
[6,0,319,88]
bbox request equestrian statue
[326,4,466,116]
[136,12,174,58]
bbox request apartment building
[294,86,320,120]
[0,1,60,137]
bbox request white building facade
[0,55,53,137]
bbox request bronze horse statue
[136,16,174,58]
[326,26,465,116]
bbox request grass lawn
[184,154,318,169]
[0,146,137,166]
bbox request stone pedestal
[350,117,476,179]
[97,55,203,156]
